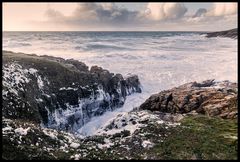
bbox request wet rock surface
[3,109,237,160]
[1,110,181,160]
[140,79,237,119]
[2,51,142,132]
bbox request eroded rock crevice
[2,51,142,132]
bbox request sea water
[3,31,237,136]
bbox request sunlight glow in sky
[3,2,238,31]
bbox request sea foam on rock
[2,51,142,132]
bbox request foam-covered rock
[2,51,142,132]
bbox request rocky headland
[205,28,238,39]
[2,51,238,160]
[2,51,141,133]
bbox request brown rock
[140,80,237,119]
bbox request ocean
[3,31,237,136]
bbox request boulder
[140,80,237,119]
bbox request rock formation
[205,28,238,39]
[140,79,237,119]
[2,51,238,160]
[2,51,142,132]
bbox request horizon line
[3,28,236,32]
[2,30,211,32]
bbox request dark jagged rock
[125,75,142,93]
[191,79,215,87]
[140,80,237,119]
[2,51,142,132]
[205,28,238,39]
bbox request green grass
[149,115,238,160]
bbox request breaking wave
[3,31,237,136]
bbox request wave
[4,42,32,48]
[76,44,135,51]
[2,31,237,136]
[18,42,32,46]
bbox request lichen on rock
[139,79,237,119]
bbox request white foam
[70,142,80,149]
[3,32,237,137]
[14,127,30,136]
[142,140,154,148]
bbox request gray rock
[205,28,238,39]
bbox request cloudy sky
[3,2,238,31]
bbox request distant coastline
[205,28,238,39]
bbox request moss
[149,115,238,160]
[111,130,131,139]
[86,136,105,144]
[2,136,56,160]
[3,115,237,160]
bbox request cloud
[71,3,98,20]
[46,3,188,25]
[187,3,237,25]
[68,3,141,27]
[207,3,237,16]
[146,3,187,21]
[45,8,65,21]
[38,2,237,31]
[192,8,207,18]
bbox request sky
[2,2,238,31]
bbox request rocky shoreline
[205,28,238,39]
[2,51,238,160]
[3,51,141,132]
[140,79,237,119]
